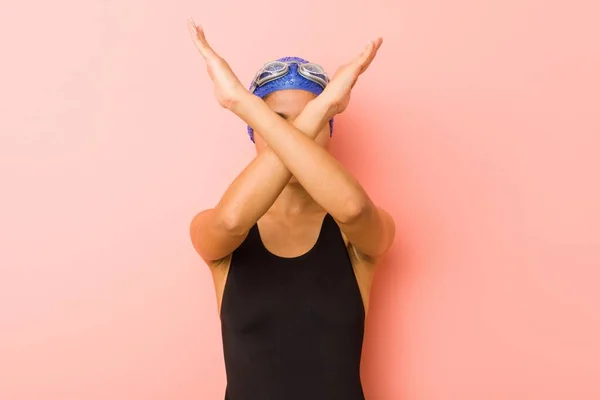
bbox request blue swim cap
[247,56,334,142]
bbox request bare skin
[187,19,396,317]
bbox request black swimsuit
[220,213,366,400]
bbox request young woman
[187,18,395,400]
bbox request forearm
[214,99,332,233]
[232,94,372,223]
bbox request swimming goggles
[249,60,330,93]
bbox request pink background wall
[1,0,599,399]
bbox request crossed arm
[234,94,395,262]
[190,95,335,262]
[188,20,395,266]
[191,93,395,265]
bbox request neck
[269,180,323,216]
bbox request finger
[365,38,382,63]
[356,41,375,65]
[357,38,380,68]
[360,37,383,73]
[373,37,383,50]
[187,19,218,59]
[187,19,208,58]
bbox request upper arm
[189,208,249,264]
[336,205,396,265]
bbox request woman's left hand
[187,19,248,109]
[321,38,383,115]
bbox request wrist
[227,87,253,113]
[310,95,337,121]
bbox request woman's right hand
[187,18,248,110]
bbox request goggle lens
[302,64,323,73]
[263,61,287,72]
[257,71,273,81]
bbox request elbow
[338,196,371,225]
[218,209,246,236]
